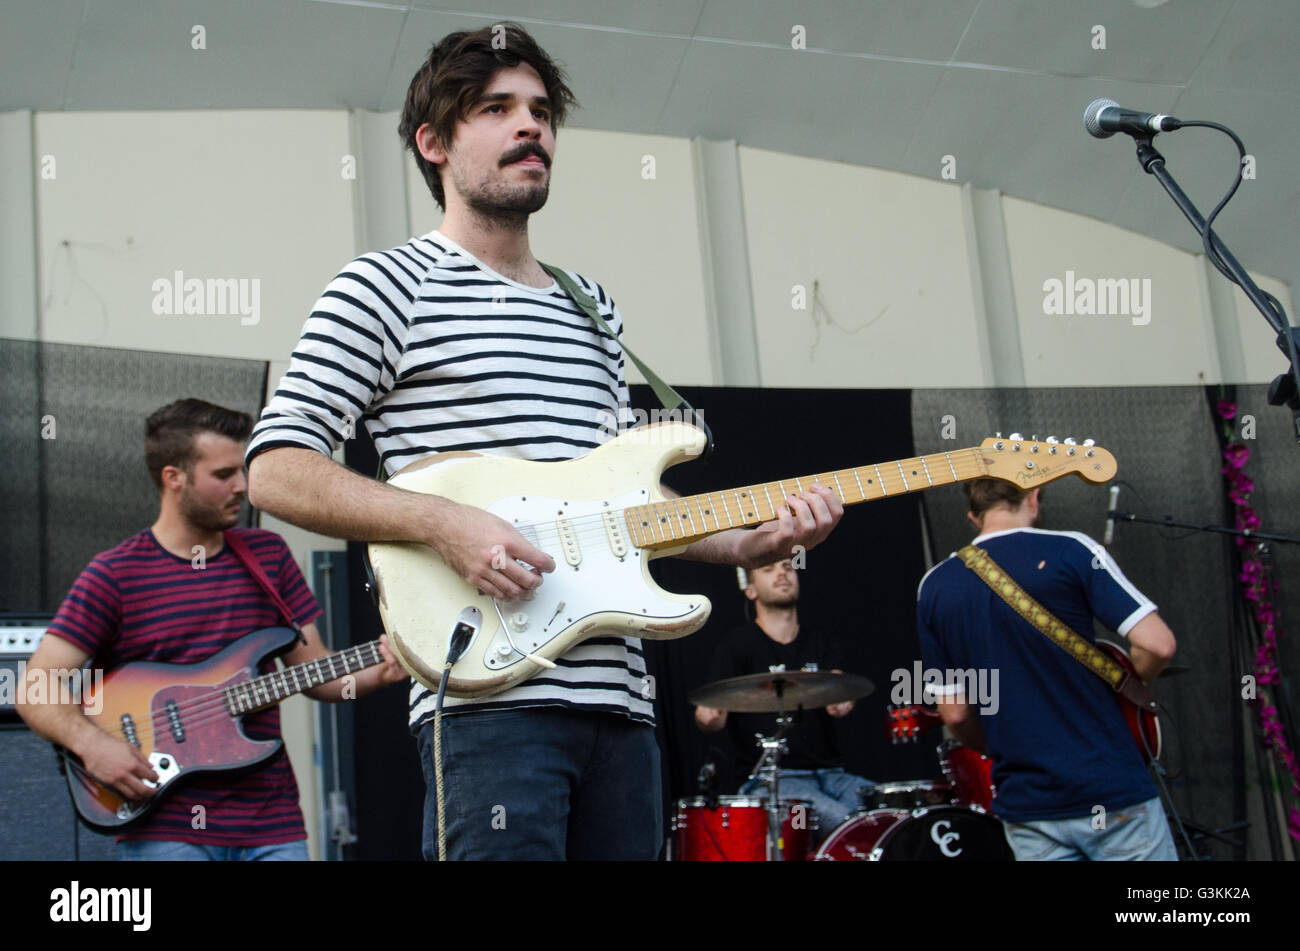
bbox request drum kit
[675,670,1013,861]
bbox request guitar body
[370,422,712,698]
[67,626,297,832]
[1096,640,1162,761]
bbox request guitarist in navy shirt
[916,479,1178,860]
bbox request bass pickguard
[480,488,702,671]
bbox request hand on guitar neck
[663,481,843,570]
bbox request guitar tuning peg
[1031,434,1039,442]
[1082,438,1095,447]
[1045,436,1058,444]
[1009,432,1023,441]
[1063,437,1077,445]
[995,431,1002,438]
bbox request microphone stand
[1129,134,1300,442]
[1110,510,1300,547]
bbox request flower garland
[1217,399,1300,843]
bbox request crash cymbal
[689,669,874,714]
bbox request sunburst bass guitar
[63,628,386,831]
[370,425,1117,699]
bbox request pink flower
[1218,400,1238,421]
[1223,444,1250,469]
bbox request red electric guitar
[61,627,385,831]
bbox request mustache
[500,143,550,168]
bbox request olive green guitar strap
[542,263,690,415]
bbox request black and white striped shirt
[246,231,652,730]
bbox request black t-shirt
[705,621,846,778]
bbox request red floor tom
[670,796,814,861]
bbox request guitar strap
[956,544,1157,713]
[542,263,693,416]
[223,530,307,645]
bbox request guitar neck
[225,640,384,715]
[626,445,992,551]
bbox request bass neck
[226,639,384,714]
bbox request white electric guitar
[369,425,1116,698]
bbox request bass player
[18,399,406,860]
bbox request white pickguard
[479,489,702,671]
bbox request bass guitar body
[66,626,296,832]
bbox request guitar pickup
[603,510,627,558]
[165,699,185,743]
[555,517,581,567]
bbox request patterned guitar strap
[956,544,1158,713]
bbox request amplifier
[1,615,52,716]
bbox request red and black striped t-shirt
[48,527,321,845]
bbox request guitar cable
[1140,709,1200,860]
[434,622,475,862]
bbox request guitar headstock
[978,433,1116,487]
[887,704,942,744]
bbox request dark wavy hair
[963,478,1041,520]
[145,399,252,489]
[398,22,577,210]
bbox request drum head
[874,805,1013,861]
[864,781,952,811]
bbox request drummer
[694,558,876,840]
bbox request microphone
[1103,484,1120,546]
[1085,98,1182,139]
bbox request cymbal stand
[749,680,794,861]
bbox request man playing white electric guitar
[246,23,843,861]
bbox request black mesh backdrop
[910,385,1264,857]
[0,340,43,611]
[0,339,268,612]
[637,386,936,821]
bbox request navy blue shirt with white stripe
[246,231,647,731]
[915,528,1159,822]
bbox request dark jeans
[417,707,662,861]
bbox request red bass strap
[223,530,307,645]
